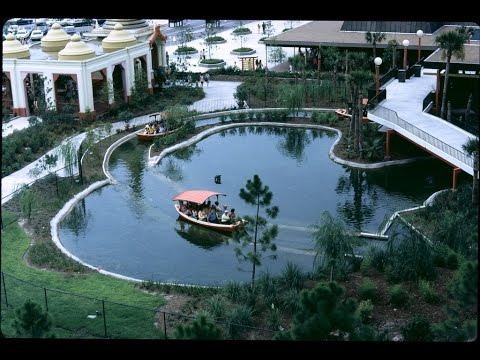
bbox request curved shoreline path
[1,81,241,205]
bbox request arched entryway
[91,69,109,116]
[2,72,13,116]
[112,64,126,104]
[54,74,79,114]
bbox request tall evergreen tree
[12,299,53,338]
[233,174,279,291]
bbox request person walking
[204,72,210,86]
[200,74,204,87]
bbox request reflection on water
[175,218,232,250]
[58,125,456,285]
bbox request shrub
[223,281,242,303]
[359,278,379,303]
[356,299,374,323]
[389,284,407,307]
[445,249,459,270]
[419,280,440,304]
[206,294,228,320]
[281,288,300,314]
[227,305,253,339]
[257,272,279,308]
[401,315,433,342]
[279,262,305,291]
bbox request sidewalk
[1,80,240,205]
[165,20,309,73]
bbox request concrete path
[1,80,240,205]
[369,69,476,175]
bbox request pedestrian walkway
[369,68,475,175]
[1,80,240,205]
[165,20,309,73]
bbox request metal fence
[372,105,474,169]
[0,271,279,340]
[1,161,81,207]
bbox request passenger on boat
[221,210,230,224]
[198,209,207,221]
[185,208,192,216]
[180,202,187,213]
[214,201,222,212]
[191,209,198,219]
[229,208,237,223]
[208,208,219,223]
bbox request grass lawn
[1,211,166,339]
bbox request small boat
[335,98,369,123]
[136,112,168,141]
[172,190,245,233]
[136,129,169,141]
[335,108,369,123]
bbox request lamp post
[402,39,409,70]
[416,30,423,62]
[374,57,382,96]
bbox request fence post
[77,143,83,185]
[163,312,167,339]
[44,287,48,312]
[1,272,7,308]
[102,300,107,338]
[55,173,59,195]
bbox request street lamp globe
[374,57,383,66]
[402,39,410,47]
[416,30,424,38]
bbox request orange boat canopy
[172,190,225,205]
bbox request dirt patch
[154,292,194,338]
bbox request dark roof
[340,21,478,34]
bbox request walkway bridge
[367,68,475,182]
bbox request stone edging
[49,113,445,286]
[231,29,252,35]
[50,130,145,283]
[198,61,226,68]
[174,49,198,55]
[230,49,256,56]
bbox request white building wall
[3,41,155,115]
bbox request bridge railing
[373,105,474,169]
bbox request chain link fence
[0,272,278,340]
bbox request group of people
[179,200,237,225]
[143,120,165,135]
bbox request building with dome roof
[2,19,167,119]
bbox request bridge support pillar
[385,129,394,160]
[452,167,462,190]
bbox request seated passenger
[207,209,218,223]
[185,208,192,216]
[179,202,187,213]
[221,210,230,224]
[198,209,207,221]
[191,209,198,219]
[229,208,237,222]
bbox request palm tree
[309,211,361,280]
[434,30,468,120]
[348,70,373,155]
[461,137,479,205]
[365,31,386,59]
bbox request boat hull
[335,108,369,123]
[174,204,243,233]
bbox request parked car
[64,26,76,35]
[30,29,44,41]
[15,28,30,41]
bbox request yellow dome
[102,23,136,52]
[58,34,95,60]
[3,33,30,59]
[41,23,71,53]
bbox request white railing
[373,105,474,169]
